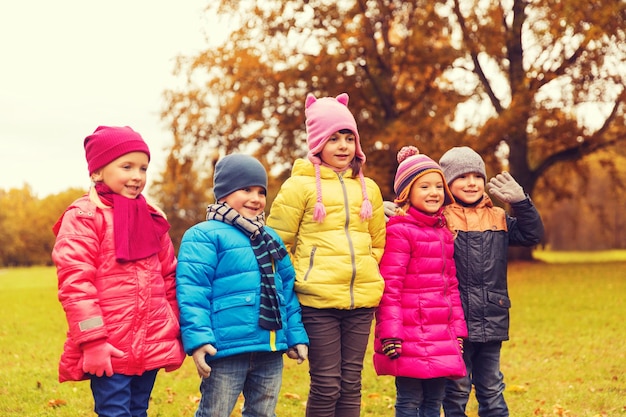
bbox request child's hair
[212,154,268,201]
[439,146,486,185]
[304,93,371,223]
[393,146,454,212]
[84,126,150,175]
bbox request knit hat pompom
[393,146,454,206]
[304,92,372,223]
[439,146,486,185]
[84,126,151,175]
[397,145,420,164]
[213,154,267,202]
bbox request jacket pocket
[487,291,511,309]
[212,292,257,340]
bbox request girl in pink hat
[268,93,386,417]
[52,126,185,417]
[373,146,466,417]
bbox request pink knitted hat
[394,146,454,206]
[304,93,371,222]
[84,126,150,174]
[305,93,366,164]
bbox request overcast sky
[0,0,208,197]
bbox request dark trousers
[90,369,158,417]
[301,306,375,417]
[443,341,509,417]
[395,376,446,417]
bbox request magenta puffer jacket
[373,206,467,379]
[52,193,185,382]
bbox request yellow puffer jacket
[267,159,385,310]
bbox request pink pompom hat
[394,146,454,206]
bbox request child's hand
[80,340,124,377]
[488,172,526,203]
[286,344,309,364]
[383,201,399,221]
[457,337,464,354]
[192,344,217,378]
[382,338,402,360]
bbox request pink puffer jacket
[52,193,185,382]
[373,206,467,379]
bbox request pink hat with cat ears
[304,93,372,223]
[305,93,366,164]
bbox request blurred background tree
[0,187,86,267]
[154,0,626,257]
[2,0,625,266]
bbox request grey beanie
[213,154,267,201]
[439,146,487,185]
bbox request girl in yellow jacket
[268,93,385,417]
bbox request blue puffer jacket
[176,220,309,360]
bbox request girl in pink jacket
[374,146,467,417]
[52,126,185,417]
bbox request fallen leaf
[507,384,528,393]
[552,403,571,416]
[48,399,67,408]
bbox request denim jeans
[195,351,283,417]
[301,306,375,417]
[442,341,509,417]
[90,369,158,417]
[394,376,445,417]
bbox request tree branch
[452,0,503,114]
[532,88,626,183]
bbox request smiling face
[221,186,267,219]
[448,172,485,205]
[408,171,446,214]
[91,151,149,199]
[319,130,356,171]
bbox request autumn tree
[0,186,84,266]
[157,0,626,253]
[148,139,215,250]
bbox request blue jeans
[90,369,158,417]
[301,306,374,417]
[442,341,508,417]
[195,351,283,417]
[394,377,445,417]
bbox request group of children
[52,93,543,417]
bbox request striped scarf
[206,203,286,330]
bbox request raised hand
[488,171,526,203]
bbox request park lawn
[0,258,624,417]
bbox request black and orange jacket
[444,194,544,343]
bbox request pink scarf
[95,183,170,262]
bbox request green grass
[1,261,625,416]
[533,249,626,264]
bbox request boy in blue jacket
[176,154,309,417]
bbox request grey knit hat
[439,146,486,185]
[213,154,267,201]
